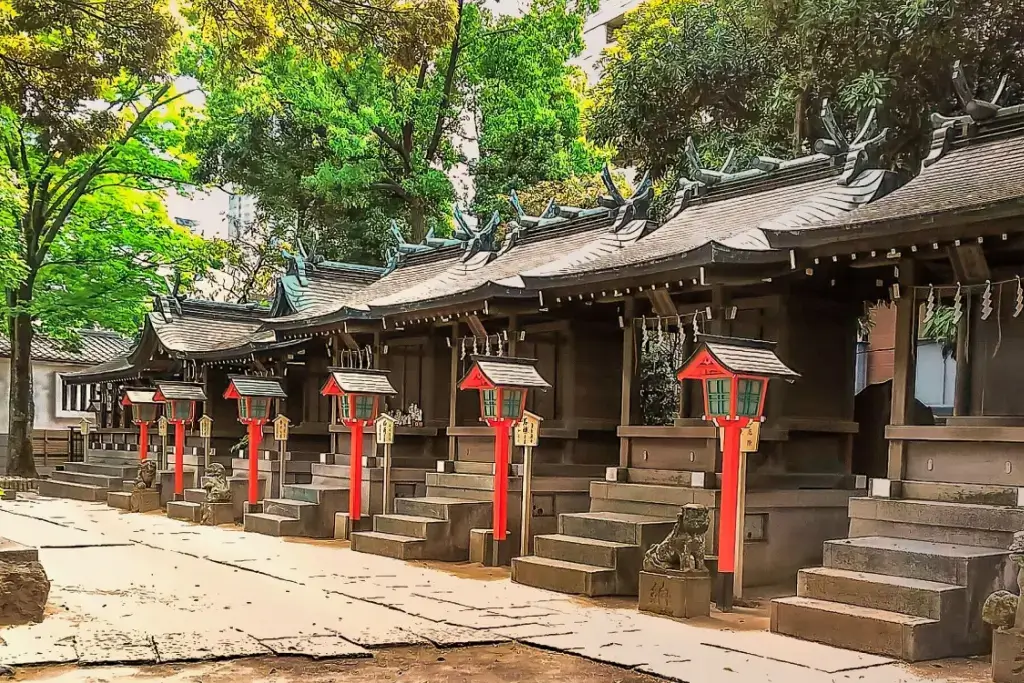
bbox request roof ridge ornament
[925,60,1011,167]
[611,171,654,232]
[953,59,1007,122]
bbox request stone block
[638,570,710,619]
[130,489,161,513]
[469,528,513,566]
[993,629,1024,683]
[1,490,15,501]
[107,491,132,510]
[333,512,372,540]
[0,557,50,625]
[200,502,235,526]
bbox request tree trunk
[7,298,37,478]
[792,85,810,155]
[409,201,427,243]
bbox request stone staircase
[166,487,209,522]
[771,480,1017,661]
[38,460,137,501]
[243,465,349,538]
[350,497,492,561]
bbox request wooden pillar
[710,285,730,335]
[447,322,459,460]
[619,298,636,468]
[507,314,518,356]
[953,293,971,416]
[422,332,437,424]
[887,259,917,481]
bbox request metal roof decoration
[927,61,1018,167]
[273,242,383,317]
[153,381,207,402]
[121,388,160,405]
[0,329,133,365]
[382,213,482,274]
[224,375,288,398]
[681,335,800,380]
[321,368,398,396]
[459,355,551,390]
[454,207,501,257]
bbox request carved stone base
[130,489,161,513]
[0,541,49,625]
[200,501,234,526]
[993,629,1024,683]
[333,513,372,540]
[639,570,711,619]
[469,528,513,567]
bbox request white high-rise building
[227,192,258,240]
[576,0,644,85]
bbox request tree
[514,169,630,215]
[587,0,789,178]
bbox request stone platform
[0,539,49,625]
[639,570,711,618]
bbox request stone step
[590,481,717,508]
[310,463,351,480]
[184,488,206,503]
[394,496,490,521]
[349,531,426,560]
[848,517,1013,549]
[849,497,1024,534]
[38,479,107,502]
[64,461,136,478]
[624,468,715,487]
[797,566,965,620]
[453,461,495,475]
[373,514,448,541]
[558,511,674,549]
[770,596,946,661]
[898,480,1019,506]
[243,512,302,536]
[231,458,313,474]
[533,534,638,570]
[107,491,132,510]
[50,470,123,489]
[511,556,618,596]
[425,472,523,492]
[167,501,202,522]
[823,536,1007,586]
[283,483,348,505]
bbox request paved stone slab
[0,620,77,666]
[410,622,509,647]
[445,610,531,629]
[0,511,128,548]
[700,629,893,673]
[76,630,157,664]
[330,624,428,647]
[261,635,372,659]
[153,630,271,662]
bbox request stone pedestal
[993,629,1024,683]
[0,539,49,625]
[107,491,131,510]
[333,513,372,540]
[639,570,711,619]
[200,502,234,526]
[469,528,514,567]
[130,489,161,513]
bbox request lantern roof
[121,388,159,406]
[153,381,207,402]
[459,355,551,390]
[321,368,398,396]
[224,375,287,400]
[679,335,799,380]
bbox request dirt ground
[15,644,660,683]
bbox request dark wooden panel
[627,436,717,471]
[906,439,1024,485]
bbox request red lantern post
[121,389,161,462]
[153,382,207,499]
[458,356,550,542]
[677,335,799,612]
[223,376,288,509]
[321,368,398,522]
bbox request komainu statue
[984,531,1024,631]
[134,460,157,490]
[643,503,710,573]
[203,463,232,504]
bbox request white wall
[575,0,646,85]
[0,360,92,433]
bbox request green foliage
[920,304,957,353]
[639,330,682,426]
[515,169,630,215]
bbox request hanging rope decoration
[981,280,994,321]
[923,285,936,326]
[1016,277,1023,318]
[953,283,964,325]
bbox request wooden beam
[465,314,488,339]
[448,321,459,461]
[886,259,917,481]
[710,285,730,335]
[646,289,678,317]
[947,243,990,284]
[339,332,360,351]
[953,292,971,416]
[619,298,636,468]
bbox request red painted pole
[349,422,364,520]
[493,421,511,540]
[248,421,261,505]
[138,422,149,462]
[716,418,743,611]
[174,421,186,496]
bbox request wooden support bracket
[465,314,488,339]
[947,243,990,284]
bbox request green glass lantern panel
[736,378,764,417]
[706,378,731,416]
[249,397,271,420]
[481,389,497,418]
[354,395,375,420]
[339,395,351,420]
[238,398,249,419]
[501,389,524,419]
[170,400,192,422]
[135,404,158,423]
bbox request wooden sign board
[79,418,91,436]
[514,411,543,448]
[157,416,169,437]
[273,414,290,442]
[375,414,395,445]
[719,420,761,453]
[198,414,213,439]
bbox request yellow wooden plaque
[718,421,761,453]
[157,416,169,437]
[273,414,290,442]
[375,414,395,445]
[198,414,213,439]
[514,411,542,448]
[79,417,91,436]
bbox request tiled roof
[155,381,207,401]
[150,298,271,354]
[701,336,800,378]
[60,355,140,383]
[123,389,159,404]
[471,356,551,389]
[325,369,398,395]
[226,375,288,398]
[274,259,384,316]
[0,329,133,365]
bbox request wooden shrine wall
[968,276,1024,416]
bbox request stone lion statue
[643,504,710,573]
[984,531,1024,631]
[202,463,232,504]
[134,460,157,490]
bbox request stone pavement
[0,496,968,682]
